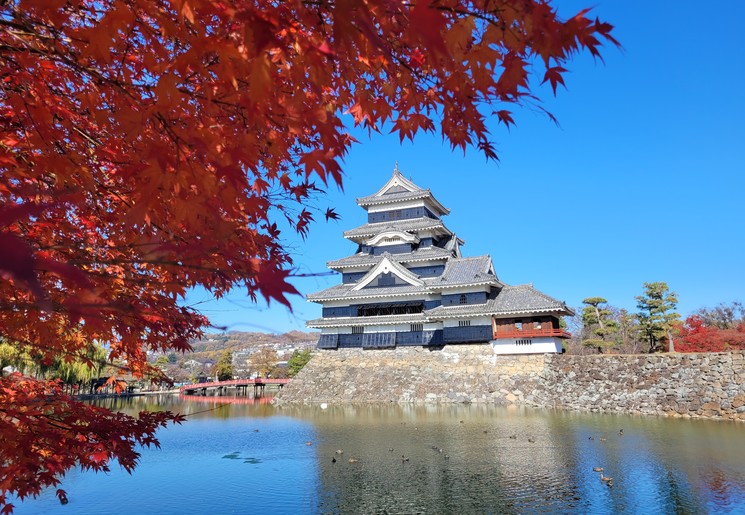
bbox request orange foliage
[0,0,616,509]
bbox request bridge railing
[178,378,290,392]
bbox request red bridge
[179,378,290,396]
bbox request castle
[307,166,573,354]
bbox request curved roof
[327,246,454,270]
[356,166,449,215]
[343,217,451,242]
[424,284,574,318]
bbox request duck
[588,436,594,441]
[600,473,613,483]
[305,441,313,446]
[401,455,410,462]
[332,457,336,463]
[619,429,624,435]
[335,449,344,454]
[509,435,517,440]
[348,457,359,463]
[388,448,394,452]
[527,437,536,443]
[593,467,604,472]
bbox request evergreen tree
[636,282,680,353]
[287,349,312,377]
[581,297,619,353]
[215,351,234,381]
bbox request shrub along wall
[275,346,745,421]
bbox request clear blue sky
[184,1,745,334]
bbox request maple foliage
[0,0,617,509]
[676,316,745,353]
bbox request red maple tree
[676,316,745,353]
[0,0,617,510]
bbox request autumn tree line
[565,282,745,355]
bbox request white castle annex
[306,165,573,354]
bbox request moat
[14,395,745,514]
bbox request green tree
[215,351,234,382]
[636,282,680,353]
[154,355,170,368]
[287,349,313,377]
[581,297,619,353]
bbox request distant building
[306,165,573,354]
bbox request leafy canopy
[636,282,680,353]
[0,0,617,510]
[287,348,313,377]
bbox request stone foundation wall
[275,347,745,421]
[533,351,745,421]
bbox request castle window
[515,320,523,331]
[533,318,542,330]
[458,320,471,327]
[459,294,467,305]
[410,323,423,332]
[516,339,532,345]
[351,326,364,334]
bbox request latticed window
[516,339,532,345]
[351,326,364,334]
[410,323,423,332]
[458,320,471,327]
[459,294,467,304]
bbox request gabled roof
[343,217,451,242]
[356,165,449,215]
[425,284,574,318]
[424,255,500,289]
[444,234,464,258]
[327,246,454,270]
[351,255,424,290]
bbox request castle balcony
[492,327,571,339]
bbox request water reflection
[12,398,745,514]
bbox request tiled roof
[351,255,424,290]
[327,246,454,269]
[306,283,432,302]
[424,255,498,288]
[355,167,450,215]
[343,217,450,240]
[425,284,573,318]
[357,189,431,205]
[308,255,502,301]
[307,313,428,328]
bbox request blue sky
[185,1,745,334]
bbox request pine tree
[581,297,619,353]
[636,282,680,353]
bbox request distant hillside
[179,330,317,364]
